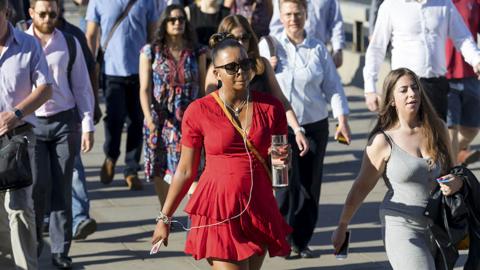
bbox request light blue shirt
[259,31,349,125]
[86,0,159,76]
[0,23,52,126]
[269,0,345,52]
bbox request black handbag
[0,134,32,191]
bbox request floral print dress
[141,44,205,182]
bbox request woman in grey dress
[331,68,464,269]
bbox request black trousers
[103,74,143,176]
[420,77,450,121]
[32,109,79,255]
[275,119,329,250]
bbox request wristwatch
[12,108,24,120]
[293,127,305,135]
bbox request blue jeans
[71,154,90,234]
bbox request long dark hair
[152,4,197,50]
[217,14,265,75]
[369,68,452,172]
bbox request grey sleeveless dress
[380,132,441,270]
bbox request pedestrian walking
[259,0,350,258]
[0,1,52,269]
[27,0,95,268]
[332,68,463,270]
[445,0,480,167]
[85,0,160,190]
[269,0,345,68]
[363,0,480,120]
[56,6,99,241]
[139,4,206,206]
[184,0,230,48]
[151,33,292,269]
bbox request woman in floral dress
[139,4,206,205]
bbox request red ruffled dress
[181,91,292,261]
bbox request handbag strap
[210,92,272,180]
[102,0,138,52]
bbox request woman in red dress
[151,33,292,269]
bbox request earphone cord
[170,91,254,231]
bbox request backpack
[62,31,77,91]
[61,31,81,123]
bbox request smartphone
[150,239,164,255]
[336,124,349,145]
[436,176,454,183]
[335,231,351,260]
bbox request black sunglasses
[215,58,254,75]
[35,11,57,19]
[166,16,186,24]
[234,33,251,43]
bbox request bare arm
[262,57,309,155]
[139,53,153,125]
[332,133,390,252]
[85,21,100,57]
[151,146,202,246]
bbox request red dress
[181,91,292,261]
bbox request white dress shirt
[363,0,480,94]
[269,0,345,52]
[26,27,95,132]
[259,31,349,125]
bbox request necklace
[219,91,250,118]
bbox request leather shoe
[73,218,97,240]
[52,253,72,269]
[125,174,143,190]
[100,158,116,184]
[299,247,315,258]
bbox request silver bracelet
[155,211,171,225]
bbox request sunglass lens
[239,59,253,71]
[224,63,239,75]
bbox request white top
[26,27,95,132]
[269,0,345,52]
[259,31,349,125]
[363,0,480,94]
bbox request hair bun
[209,32,236,49]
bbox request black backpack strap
[62,31,77,92]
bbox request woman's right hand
[152,221,170,247]
[331,224,348,254]
[146,120,158,149]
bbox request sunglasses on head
[166,16,186,24]
[234,33,251,43]
[215,58,254,75]
[35,11,57,19]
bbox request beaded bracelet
[155,211,171,225]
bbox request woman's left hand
[438,174,463,196]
